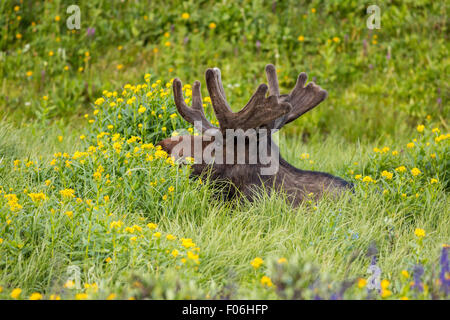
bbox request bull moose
[158,64,352,206]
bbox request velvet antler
[264,64,328,130]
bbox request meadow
[0,0,448,300]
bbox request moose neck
[260,135,352,204]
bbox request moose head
[157,64,352,206]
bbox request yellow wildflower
[107,293,116,300]
[75,293,88,300]
[380,280,392,298]
[381,171,393,180]
[251,257,263,269]
[432,128,440,133]
[395,166,406,173]
[381,289,392,298]
[64,280,75,289]
[414,228,426,238]
[29,292,43,300]
[181,238,195,248]
[357,278,367,288]
[11,288,22,299]
[187,251,199,261]
[166,234,176,241]
[410,168,421,177]
[28,192,47,203]
[260,276,273,287]
[65,211,73,219]
[147,223,157,230]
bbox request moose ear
[156,136,184,154]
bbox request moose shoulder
[157,64,352,206]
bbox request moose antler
[172,78,218,133]
[173,68,292,133]
[264,64,328,130]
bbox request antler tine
[285,73,328,124]
[265,64,280,97]
[191,80,204,111]
[205,68,234,129]
[172,78,217,133]
[265,64,290,130]
[263,64,328,128]
[213,67,227,101]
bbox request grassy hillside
[0,0,448,299]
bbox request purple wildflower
[330,293,339,300]
[87,27,95,37]
[412,264,424,292]
[255,40,261,50]
[440,247,449,295]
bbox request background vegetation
[0,0,448,300]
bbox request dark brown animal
[158,64,352,206]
